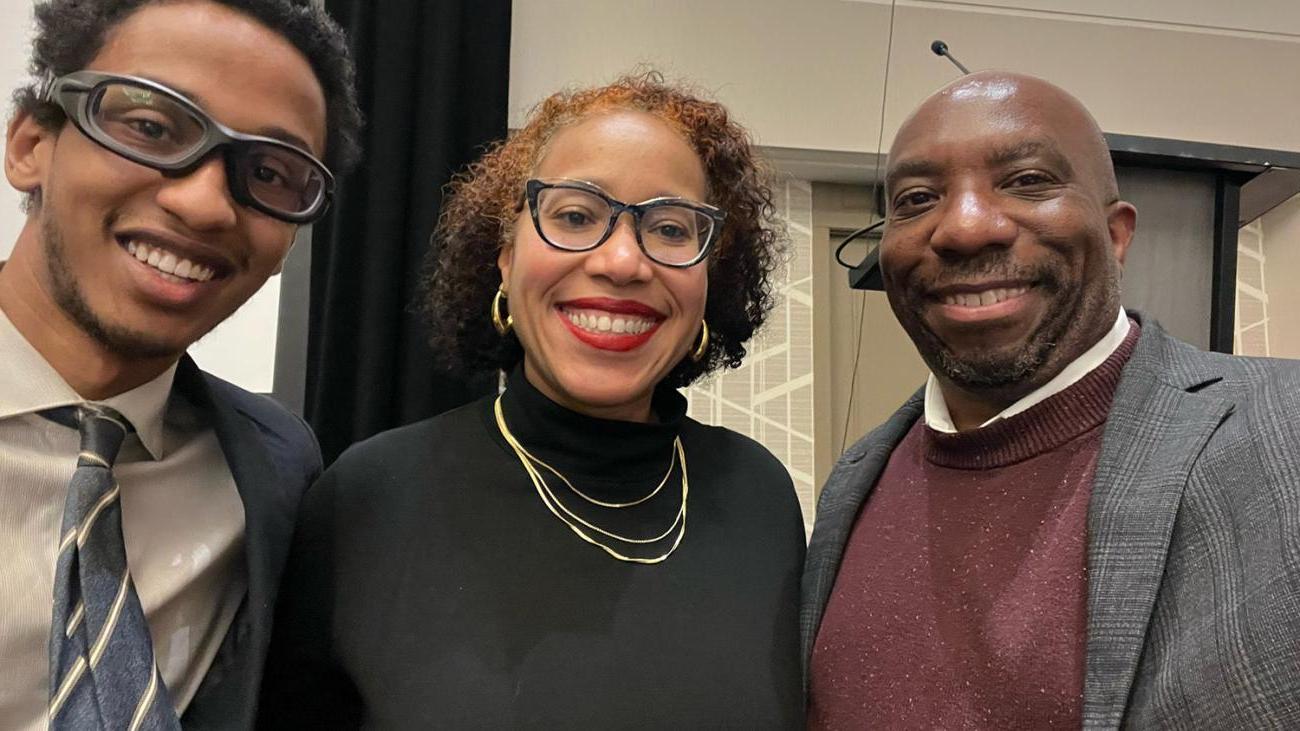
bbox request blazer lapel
[801,391,924,678]
[1083,323,1233,728]
[173,358,291,729]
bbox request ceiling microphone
[930,40,971,74]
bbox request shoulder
[681,418,791,484]
[325,394,492,482]
[1132,318,1300,399]
[195,369,322,482]
[1136,326,1300,422]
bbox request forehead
[86,0,327,156]
[535,110,707,199]
[887,91,1090,186]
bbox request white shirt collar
[924,307,1131,434]
[0,301,178,459]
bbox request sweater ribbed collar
[923,322,1140,469]
[494,366,686,484]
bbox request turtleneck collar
[493,366,687,483]
[923,321,1140,469]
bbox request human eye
[545,205,599,230]
[109,111,179,144]
[1003,170,1059,192]
[125,115,172,140]
[252,160,291,188]
[891,188,937,218]
[643,207,700,246]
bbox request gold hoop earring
[690,321,710,362]
[491,285,513,336]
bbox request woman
[260,74,804,728]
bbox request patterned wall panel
[1235,220,1270,356]
[686,178,816,535]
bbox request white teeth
[124,240,216,283]
[943,286,1029,308]
[564,308,656,336]
[157,252,178,274]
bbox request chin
[558,359,667,408]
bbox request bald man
[803,72,1300,729]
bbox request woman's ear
[497,242,514,289]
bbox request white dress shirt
[0,305,246,730]
[925,307,1132,433]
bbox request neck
[937,381,1024,432]
[0,233,175,400]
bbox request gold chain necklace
[493,396,688,564]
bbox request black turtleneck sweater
[259,369,805,729]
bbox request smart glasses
[45,71,333,224]
[525,179,725,268]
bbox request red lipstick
[556,298,666,352]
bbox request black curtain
[307,0,511,464]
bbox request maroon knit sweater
[808,324,1139,729]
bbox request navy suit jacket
[171,357,321,730]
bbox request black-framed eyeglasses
[525,178,724,268]
[44,70,333,224]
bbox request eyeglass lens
[89,82,326,217]
[535,186,714,265]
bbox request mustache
[910,253,1063,294]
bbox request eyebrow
[984,140,1075,178]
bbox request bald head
[888,71,1119,205]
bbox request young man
[804,71,1300,728]
[0,1,360,728]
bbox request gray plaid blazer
[802,315,1300,729]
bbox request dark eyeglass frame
[44,70,334,224]
[525,178,725,268]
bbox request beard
[891,249,1119,393]
[41,212,182,361]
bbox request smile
[563,308,657,335]
[928,281,1038,326]
[118,239,220,284]
[556,299,666,352]
[939,285,1029,308]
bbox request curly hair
[12,0,362,175]
[422,71,785,389]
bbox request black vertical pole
[1210,174,1243,354]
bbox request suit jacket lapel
[801,391,924,679]
[1083,322,1233,728]
[173,358,289,728]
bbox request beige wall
[511,1,1300,154]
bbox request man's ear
[1107,200,1137,268]
[6,111,56,197]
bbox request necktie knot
[41,405,134,468]
[77,406,132,468]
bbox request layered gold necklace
[493,396,688,564]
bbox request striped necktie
[45,405,181,731]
